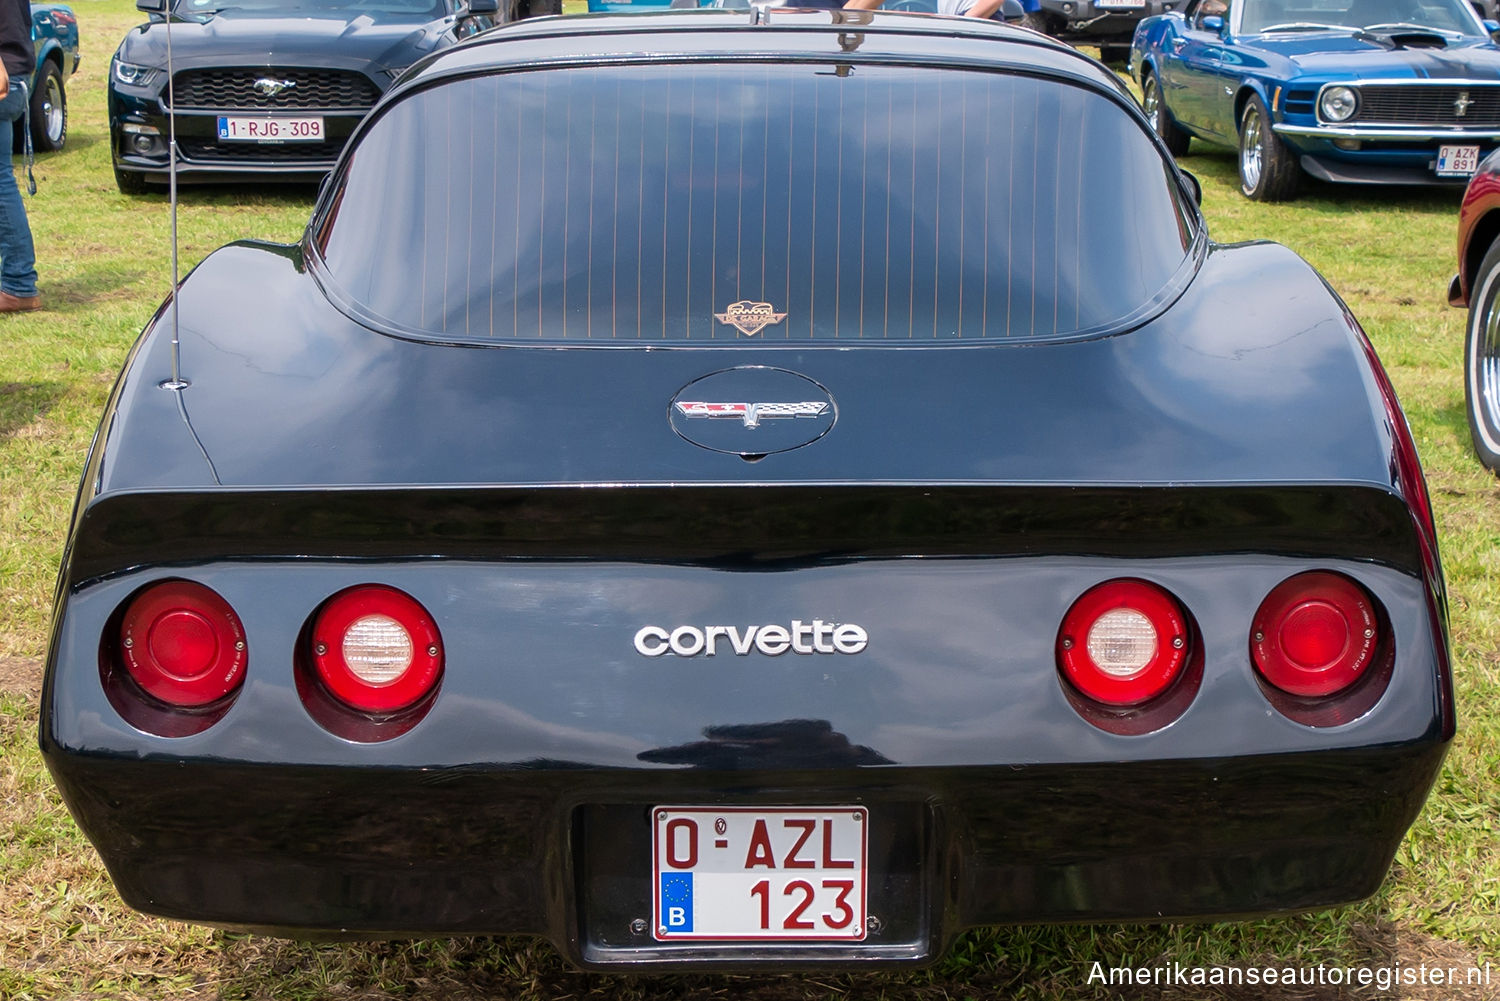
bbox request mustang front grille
[178,137,345,162]
[1350,85,1500,127]
[170,68,381,110]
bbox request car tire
[113,165,149,195]
[1097,43,1131,65]
[29,60,66,153]
[1142,70,1189,158]
[1465,238,1500,472]
[1237,93,1299,201]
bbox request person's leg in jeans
[0,82,37,307]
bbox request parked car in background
[46,10,1450,969]
[24,3,80,152]
[1132,0,1500,200]
[624,0,1114,50]
[107,0,551,194]
[1030,0,1180,64]
[1449,149,1500,470]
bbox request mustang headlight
[113,61,160,87]
[1319,85,1358,123]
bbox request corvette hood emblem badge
[675,400,828,428]
[715,300,788,336]
[670,367,836,455]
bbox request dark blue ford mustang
[1132,0,1500,199]
[47,11,1451,970]
[106,0,548,193]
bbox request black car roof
[393,9,1128,98]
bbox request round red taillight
[1252,572,1378,697]
[119,581,247,708]
[311,585,443,713]
[1057,579,1190,707]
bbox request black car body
[47,11,1451,970]
[106,0,537,193]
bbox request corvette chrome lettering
[675,401,828,428]
[633,621,868,657]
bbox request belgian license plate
[216,116,324,142]
[1437,144,1481,177]
[1095,0,1145,7]
[652,806,868,941]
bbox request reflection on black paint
[639,719,893,769]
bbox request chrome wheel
[1240,106,1264,193]
[1143,76,1162,132]
[41,74,63,146]
[1468,251,1500,469]
[27,62,66,153]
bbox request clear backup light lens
[341,614,414,684]
[1057,579,1191,707]
[118,580,248,708]
[311,585,443,714]
[1320,86,1358,123]
[1086,608,1158,677]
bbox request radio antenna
[159,0,187,391]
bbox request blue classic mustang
[1131,0,1500,199]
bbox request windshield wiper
[1361,20,1459,33]
[1260,21,1356,31]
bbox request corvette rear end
[42,12,1451,970]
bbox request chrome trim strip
[1321,77,1500,87]
[1274,124,1500,139]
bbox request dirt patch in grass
[0,656,40,700]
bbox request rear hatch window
[314,61,1198,343]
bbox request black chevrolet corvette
[106,0,548,193]
[47,10,1451,970]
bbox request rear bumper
[46,743,1448,969]
[41,488,1452,968]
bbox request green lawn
[0,4,1496,999]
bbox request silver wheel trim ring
[42,76,62,141]
[1241,108,1263,191]
[1472,266,1500,454]
[1144,78,1160,131]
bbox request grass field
[0,3,1497,998]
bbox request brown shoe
[0,290,40,312]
